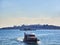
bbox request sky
[0,0,60,27]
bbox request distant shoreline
[0,24,60,30]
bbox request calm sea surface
[0,29,60,45]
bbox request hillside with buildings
[0,24,60,30]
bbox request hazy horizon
[0,0,60,28]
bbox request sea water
[0,29,60,45]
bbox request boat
[23,32,39,43]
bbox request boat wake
[16,37,24,42]
[16,37,41,44]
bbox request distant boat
[23,32,39,43]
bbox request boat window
[29,35,35,36]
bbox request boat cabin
[23,33,39,43]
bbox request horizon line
[0,24,60,28]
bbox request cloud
[0,17,60,28]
